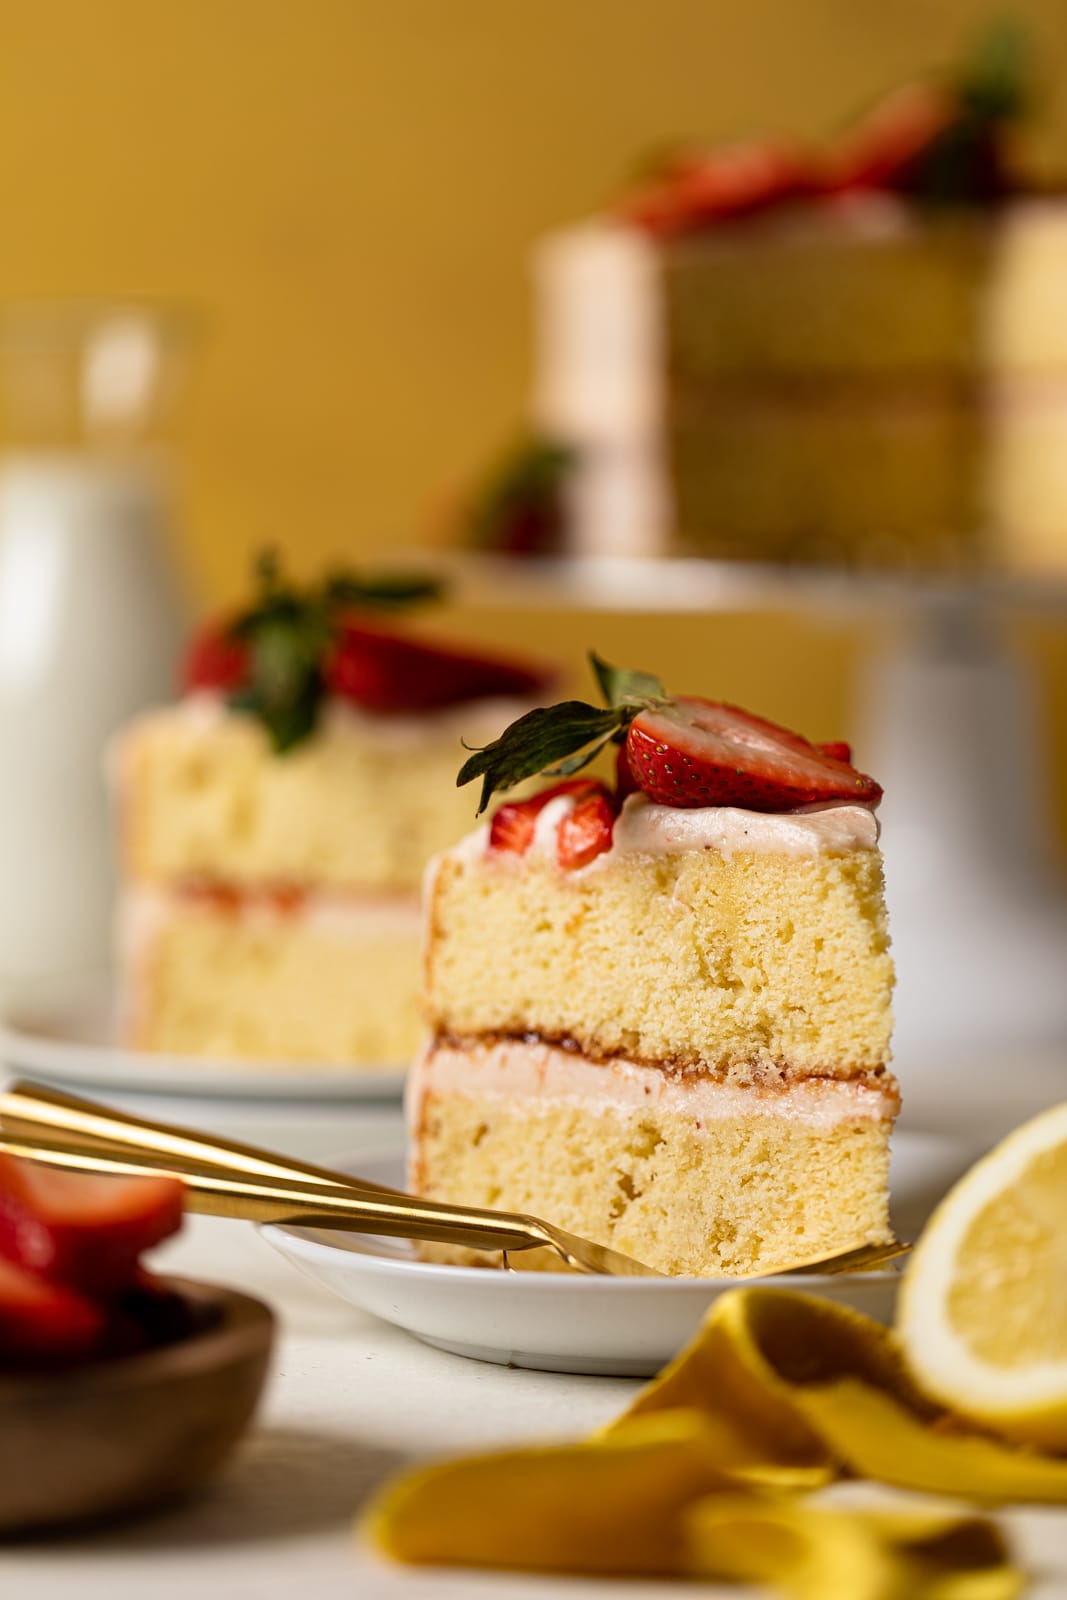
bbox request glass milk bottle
[0,304,190,995]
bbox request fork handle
[0,1078,403,1196]
[0,1133,548,1256]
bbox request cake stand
[422,552,1067,1095]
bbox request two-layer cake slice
[410,666,897,1275]
[113,564,551,1067]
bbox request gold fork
[0,1080,909,1279]
[0,1080,661,1277]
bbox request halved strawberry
[557,791,616,869]
[625,698,882,811]
[0,1156,185,1295]
[327,622,552,714]
[488,779,604,856]
[0,1253,104,1364]
[182,620,249,694]
[624,142,815,237]
[822,82,956,194]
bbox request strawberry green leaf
[457,653,671,812]
[589,652,666,709]
[458,702,626,815]
[957,15,1028,123]
[903,18,1029,206]
[224,549,443,753]
[545,732,620,778]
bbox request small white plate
[262,1134,970,1377]
[0,986,408,1101]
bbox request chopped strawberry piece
[327,622,552,714]
[557,791,616,869]
[182,621,249,694]
[0,1156,184,1295]
[625,697,882,812]
[822,82,956,194]
[488,802,540,855]
[488,779,606,856]
[0,1253,104,1365]
[624,142,816,237]
[818,741,853,764]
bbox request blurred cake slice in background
[531,26,1067,575]
[112,556,552,1066]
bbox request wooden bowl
[0,1276,274,1535]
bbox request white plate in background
[262,1136,971,1377]
[0,984,409,1101]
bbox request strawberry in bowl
[0,1152,187,1367]
[0,1151,274,1534]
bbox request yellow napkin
[370,1411,739,1577]
[616,1289,1067,1503]
[364,1287,1053,1593]
[686,1499,1021,1600]
[368,1413,1019,1596]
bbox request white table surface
[6,1058,1067,1599]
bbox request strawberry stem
[457,653,664,813]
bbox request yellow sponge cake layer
[409,1039,897,1276]
[120,886,422,1063]
[425,795,892,1079]
[116,694,536,893]
[415,788,896,1275]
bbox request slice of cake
[112,559,551,1066]
[410,658,897,1276]
[531,35,1067,575]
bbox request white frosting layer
[531,794,579,853]
[608,792,879,859]
[443,789,878,875]
[408,1037,898,1135]
[117,883,421,972]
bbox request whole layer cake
[531,43,1067,574]
[410,661,897,1276]
[113,562,551,1065]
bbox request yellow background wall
[0,0,1064,836]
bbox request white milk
[0,451,186,990]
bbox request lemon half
[898,1099,1067,1450]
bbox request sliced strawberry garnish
[327,623,551,715]
[818,740,852,764]
[822,82,956,194]
[488,801,541,855]
[625,698,882,812]
[0,1253,104,1364]
[488,778,605,856]
[557,790,616,869]
[182,620,249,695]
[0,1156,184,1295]
[624,142,815,237]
